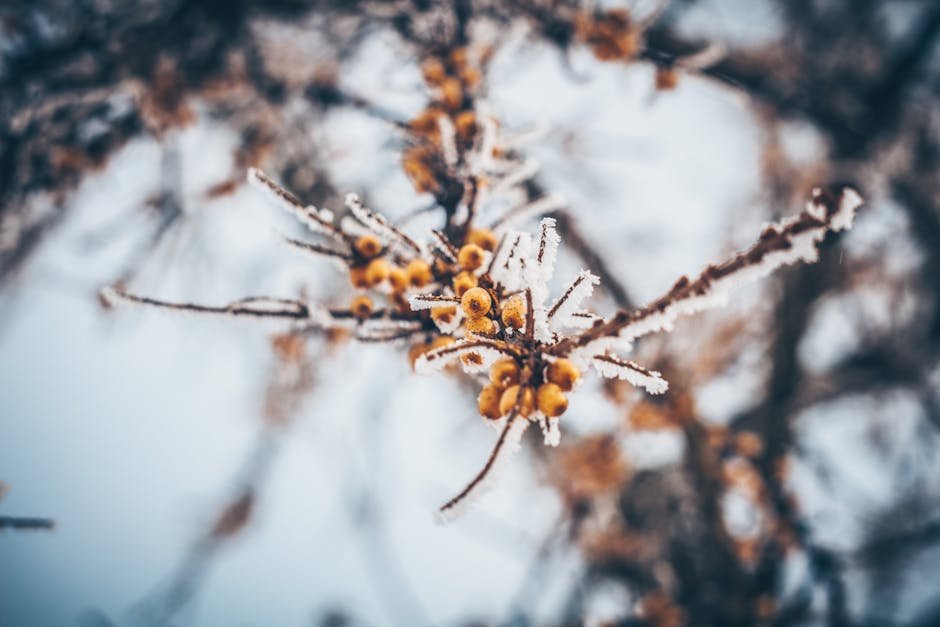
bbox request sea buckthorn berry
[477,384,503,420]
[458,243,486,271]
[440,77,463,110]
[467,228,497,252]
[450,47,468,69]
[350,295,373,319]
[431,305,457,325]
[349,266,369,288]
[365,258,390,285]
[459,66,481,90]
[490,359,520,388]
[430,335,456,350]
[547,359,580,392]
[406,259,433,287]
[354,235,382,259]
[421,58,447,86]
[453,271,477,297]
[461,287,491,318]
[402,146,438,193]
[455,111,477,145]
[537,383,569,418]
[465,315,496,336]
[500,296,526,329]
[388,266,409,292]
[499,385,535,417]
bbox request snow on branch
[437,413,529,522]
[592,354,668,394]
[554,186,864,358]
[414,338,520,375]
[246,168,347,246]
[345,193,423,255]
[101,286,312,320]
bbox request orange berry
[500,296,526,329]
[431,305,457,325]
[455,110,477,145]
[467,228,497,252]
[354,235,382,258]
[537,383,568,417]
[465,316,496,336]
[388,266,409,292]
[406,259,433,287]
[457,243,485,271]
[421,58,447,86]
[546,359,580,392]
[478,384,503,420]
[490,359,520,387]
[439,77,463,110]
[350,295,373,319]
[452,271,477,297]
[365,258,390,285]
[461,286,491,318]
[349,266,369,288]
[499,385,535,417]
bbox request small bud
[499,385,535,417]
[477,384,503,420]
[365,258,390,285]
[465,316,496,336]
[537,383,568,418]
[457,244,486,271]
[354,235,382,258]
[431,305,457,325]
[500,296,526,329]
[490,359,520,387]
[388,266,409,292]
[406,259,433,287]
[461,287,491,319]
[452,271,478,297]
[349,266,369,288]
[655,66,679,91]
[467,228,497,252]
[350,295,373,319]
[547,359,580,391]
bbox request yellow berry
[499,385,535,417]
[421,58,447,86]
[406,259,433,287]
[350,295,373,319]
[490,359,519,387]
[477,384,503,420]
[467,228,497,252]
[431,305,457,325]
[365,258,390,285]
[452,271,478,297]
[354,235,382,259]
[547,359,580,392]
[500,296,526,329]
[388,266,409,292]
[537,383,569,418]
[439,77,463,110]
[465,316,496,336]
[461,287,491,319]
[349,266,369,288]
[457,243,486,271]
